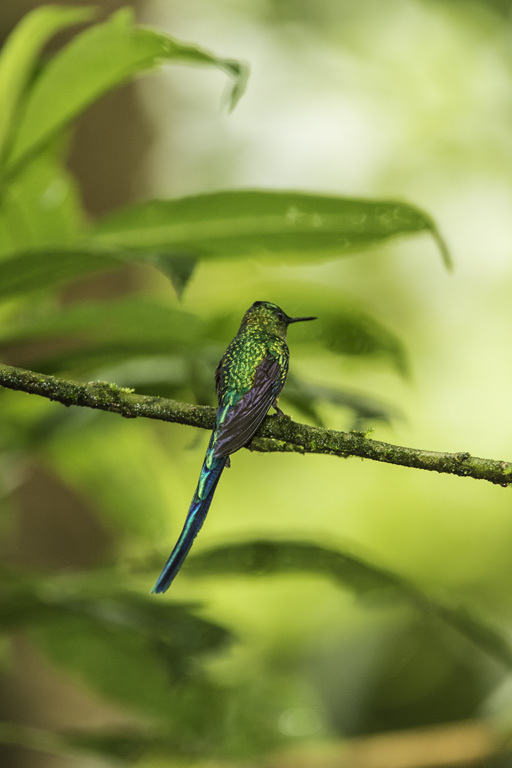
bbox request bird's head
[240,301,316,339]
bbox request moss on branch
[1,362,511,487]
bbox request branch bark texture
[1,362,511,487]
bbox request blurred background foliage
[1,1,512,767]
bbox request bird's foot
[273,405,286,418]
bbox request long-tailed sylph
[151,301,316,593]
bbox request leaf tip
[222,59,250,112]
[431,224,453,272]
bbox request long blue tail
[151,447,227,594]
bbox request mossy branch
[1,362,511,486]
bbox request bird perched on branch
[151,300,316,593]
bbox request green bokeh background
[2,1,512,767]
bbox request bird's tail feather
[151,453,227,594]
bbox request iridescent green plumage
[151,301,316,593]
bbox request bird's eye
[277,311,285,320]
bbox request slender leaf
[0,4,95,170]
[5,8,247,176]
[92,190,451,267]
[188,540,512,669]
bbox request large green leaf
[0,190,449,298]
[0,4,94,170]
[92,190,451,268]
[4,8,247,177]
[188,540,512,670]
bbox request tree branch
[1,362,511,486]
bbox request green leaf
[0,247,118,299]
[0,244,200,301]
[284,374,403,427]
[4,9,247,177]
[0,719,227,763]
[92,190,451,268]
[0,573,230,653]
[318,304,408,375]
[0,298,217,376]
[0,297,202,351]
[135,251,198,300]
[188,540,512,669]
[0,572,231,718]
[30,617,192,718]
[202,300,407,375]
[0,149,86,258]
[0,4,95,170]
[0,189,448,298]
[268,295,408,375]
[0,721,151,763]
[0,292,407,385]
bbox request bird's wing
[213,355,283,458]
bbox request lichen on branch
[0,362,511,486]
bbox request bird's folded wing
[213,356,282,457]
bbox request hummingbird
[151,301,316,593]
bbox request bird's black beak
[286,314,317,324]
